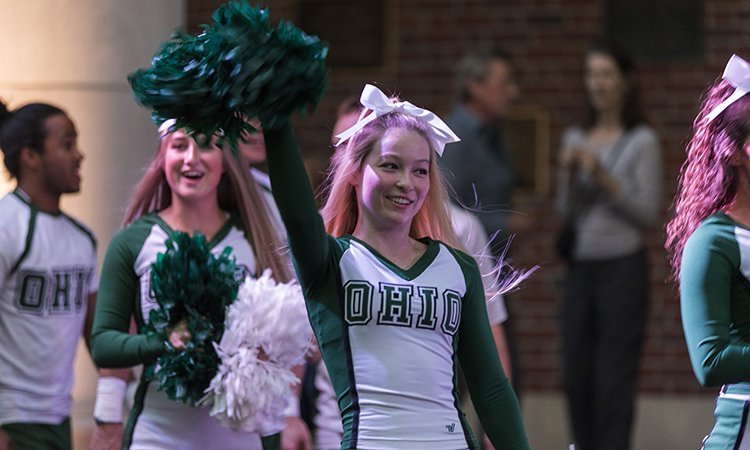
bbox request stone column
[0,1,184,444]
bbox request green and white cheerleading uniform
[0,189,97,426]
[265,123,529,450]
[681,212,750,449]
[91,214,269,450]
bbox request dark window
[299,0,386,69]
[606,0,703,61]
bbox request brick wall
[188,0,750,394]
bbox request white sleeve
[88,268,100,295]
[486,295,508,325]
[87,237,100,294]
[451,206,508,324]
[0,223,13,282]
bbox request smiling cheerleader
[263,84,531,450]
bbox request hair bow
[705,54,750,123]
[158,119,178,139]
[334,84,460,156]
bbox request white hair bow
[706,54,750,123]
[158,118,177,139]
[334,84,460,156]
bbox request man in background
[0,101,128,450]
[442,49,532,450]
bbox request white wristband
[93,376,127,423]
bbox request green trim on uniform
[208,215,240,248]
[61,213,97,250]
[122,379,150,450]
[258,181,273,195]
[3,417,72,450]
[448,245,485,447]
[261,432,281,450]
[346,235,440,281]
[9,206,36,275]
[11,189,50,214]
[150,213,238,251]
[451,342,477,447]
[8,188,97,274]
[11,189,62,217]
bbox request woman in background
[556,43,662,450]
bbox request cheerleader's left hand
[281,416,312,450]
[88,422,123,450]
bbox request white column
[0,0,184,443]
[0,0,185,243]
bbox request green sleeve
[91,228,165,368]
[260,432,280,450]
[263,122,332,293]
[680,222,750,386]
[454,249,530,450]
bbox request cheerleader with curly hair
[666,54,750,449]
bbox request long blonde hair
[320,108,462,250]
[124,132,291,282]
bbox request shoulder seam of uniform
[62,213,97,250]
[9,207,37,275]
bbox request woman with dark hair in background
[555,44,662,450]
[667,54,750,449]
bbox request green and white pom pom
[202,269,312,432]
[129,0,328,151]
[142,231,240,406]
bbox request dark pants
[562,250,648,450]
[3,417,72,450]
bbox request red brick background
[188,0,750,394]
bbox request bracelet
[93,376,128,423]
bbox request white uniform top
[311,205,511,449]
[0,190,97,425]
[328,239,482,449]
[95,214,265,449]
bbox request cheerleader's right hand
[167,318,191,350]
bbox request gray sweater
[555,125,662,260]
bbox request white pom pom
[201,269,312,431]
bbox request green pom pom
[142,231,241,406]
[129,0,329,150]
